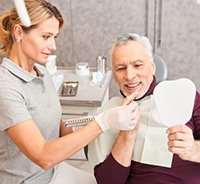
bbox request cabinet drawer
[61,106,100,120]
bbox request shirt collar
[120,76,157,100]
[1,57,44,82]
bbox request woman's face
[19,16,60,65]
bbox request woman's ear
[13,24,23,42]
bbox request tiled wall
[1,0,200,97]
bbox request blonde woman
[0,1,140,183]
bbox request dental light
[13,0,31,27]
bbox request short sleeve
[0,81,31,131]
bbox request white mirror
[153,78,196,127]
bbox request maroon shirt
[94,77,200,184]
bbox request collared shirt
[0,58,62,184]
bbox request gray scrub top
[0,58,62,184]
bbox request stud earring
[16,38,21,43]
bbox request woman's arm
[7,119,102,170]
[60,120,73,136]
[7,92,138,170]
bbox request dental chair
[153,54,168,84]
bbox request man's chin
[124,90,146,100]
[123,91,137,98]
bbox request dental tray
[61,81,79,96]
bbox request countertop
[56,68,112,107]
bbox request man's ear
[13,24,23,42]
[112,69,117,82]
[151,61,156,75]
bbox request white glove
[95,102,139,132]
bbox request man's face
[112,40,156,99]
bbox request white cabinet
[57,68,112,160]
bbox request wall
[156,0,200,93]
[0,0,200,97]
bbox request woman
[0,0,140,183]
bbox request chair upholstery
[153,54,168,84]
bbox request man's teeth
[127,83,139,87]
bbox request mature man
[88,33,200,184]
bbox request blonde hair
[0,0,64,55]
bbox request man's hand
[167,125,200,162]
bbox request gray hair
[109,33,153,62]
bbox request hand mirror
[153,78,196,127]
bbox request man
[88,33,200,184]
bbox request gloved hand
[95,101,140,132]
